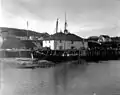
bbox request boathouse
[87,36,99,42]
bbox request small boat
[17,63,39,69]
[16,59,39,69]
[16,53,40,69]
[17,59,55,69]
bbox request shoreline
[0,58,35,63]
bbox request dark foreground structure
[32,41,120,62]
[1,48,120,63]
[1,41,120,63]
[32,48,120,62]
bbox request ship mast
[55,18,59,50]
[64,12,68,50]
[26,21,29,39]
[56,18,59,33]
[64,12,68,34]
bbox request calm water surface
[1,60,120,95]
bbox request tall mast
[55,18,59,50]
[64,12,68,34]
[26,21,29,38]
[27,21,28,30]
[64,12,68,50]
[56,18,59,33]
[64,12,67,30]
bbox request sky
[1,0,120,38]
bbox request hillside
[0,27,50,38]
[1,37,41,49]
[0,27,48,49]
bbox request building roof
[100,35,110,38]
[44,32,83,41]
[87,36,99,41]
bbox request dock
[1,47,120,63]
[32,47,120,62]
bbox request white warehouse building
[43,32,88,50]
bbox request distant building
[16,36,28,40]
[87,35,112,43]
[0,30,8,41]
[87,35,112,48]
[98,35,112,43]
[87,36,99,42]
[38,37,44,40]
[43,32,87,50]
[111,37,120,42]
[87,36,100,49]
[29,36,39,40]
[43,17,88,50]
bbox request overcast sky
[1,0,120,37]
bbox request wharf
[32,48,120,62]
[1,48,120,62]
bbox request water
[1,59,120,95]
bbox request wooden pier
[32,47,120,62]
[1,47,120,63]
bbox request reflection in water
[52,60,87,95]
[1,60,120,95]
[53,63,68,95]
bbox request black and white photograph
[1,0,120,95]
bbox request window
[71,46,75,49]
[71,41,74,44]
[60,40,62,43]
[59,46,63,50]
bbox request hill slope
[0,27,50,38]
[0,27,48,49]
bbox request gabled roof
[87,36,99,41]
[100,35,110,38]
[44,32,83,41]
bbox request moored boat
[16,58,55,69]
